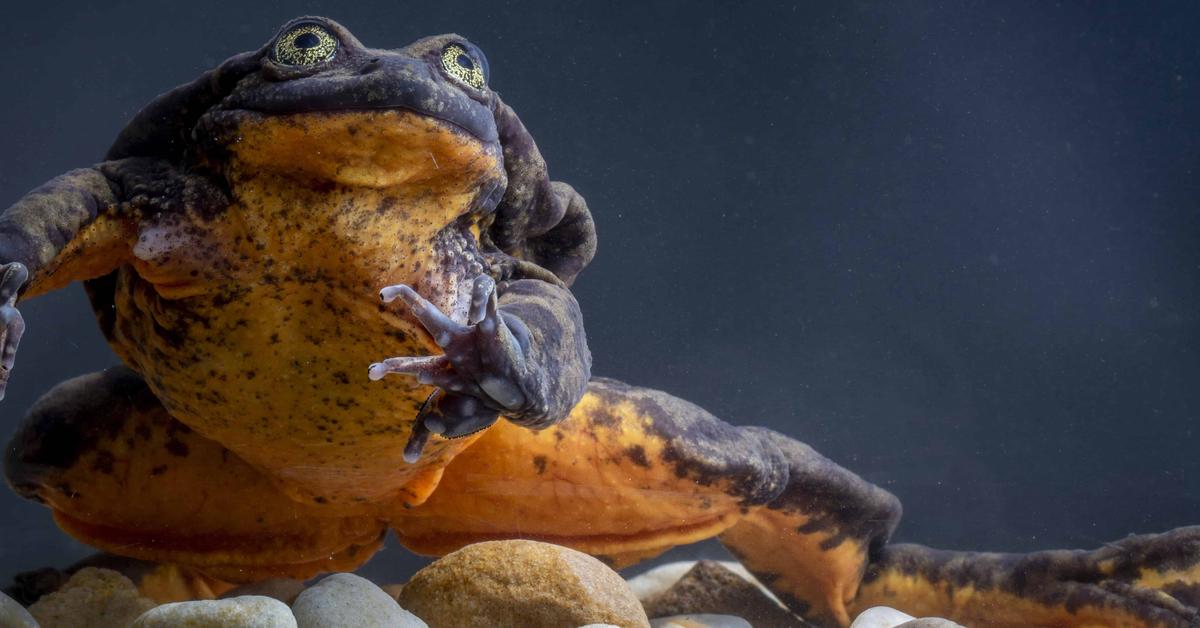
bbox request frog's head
[181,17,505,196]
[108,16,593,283]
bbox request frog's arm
[371,97,596,455]
[0,164,144,397]
[485,97,597,287]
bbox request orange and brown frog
[0,17,1196,627]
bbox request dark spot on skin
[90,451,115,474]
[625,444,650,468]
[313,496,327,504]
[165,439,189,457]
[532,455,547,474]
[332,371,349,385]
[150,465,168,476]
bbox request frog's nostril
[359,58,382,75]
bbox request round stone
[292,573,426,627]
[132,595,296,627]
[399,540,650,628]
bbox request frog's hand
[849,530,1199,627]
[0,164,140,397]
[370,274,590,459]
[4,367,387,589]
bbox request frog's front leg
[0,160,169,398]
[370,274,590,460]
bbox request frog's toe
[0,261,28,400]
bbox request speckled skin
[0,17,1196,628]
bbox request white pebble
[850,606,916,628]
[292,573,426,628]
[133,596,296,627]
[0,591,37,628]
[650,614,752,628]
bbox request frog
[0,17,1196,627]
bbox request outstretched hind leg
[392,377,900,626]
[851,530,1199,627]
[5,367,387,590]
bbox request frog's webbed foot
[0,262,28,400]
[371,275,535,461]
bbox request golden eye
[273,24,339,66]
[441,44,486,90]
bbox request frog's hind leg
[4,367,387,594]
[847,530,1200,627]
[391,376,901,626]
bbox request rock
[27,567,155,628]
[649,615,752,628]
[0,590,38,628]
[399,540,650,628]
[641,561,803,628]
[850,606,915,628]
[627,561,778,604]
[132,595,296,627]
[220,579,306,604]
[896,619,965,627]
[292,573,425,628]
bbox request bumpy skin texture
[1,17,1197,628]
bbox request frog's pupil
[456,54,474,70]
[295,32,321,49]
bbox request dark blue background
[1,1,1196,584]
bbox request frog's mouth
[218,54,499,144]
[214,108,503,189]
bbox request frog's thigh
[5,367,386,584]
[395,378,898,623]
[392,377,784,565]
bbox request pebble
[640,560,802,627]
[0,591,38,628]
[896,619,965,627]
[627,561,778,604]
[292,573,425,628]
[27,567,156,628]
[132,595,296,627]
[649,614,752,628]
[399,539,650,628]
[850,607,963,628]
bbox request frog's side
[0,18,1196,628]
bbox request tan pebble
[28,567,155,628]
[399,540,650,628]
[132,595,296,627]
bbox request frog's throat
[220,109,504,191]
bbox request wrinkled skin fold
[0,16,1196,627]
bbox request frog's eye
[272,23,339,67]
[441,44,487,90]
